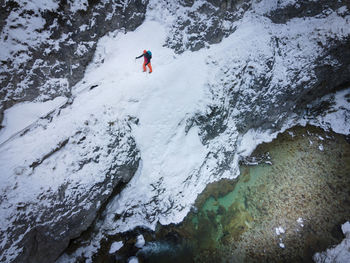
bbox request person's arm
[135,54,144,59]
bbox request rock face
[0,3,147,260]
[0,0,148,125]
[0,113,140,263]
[191,0,350,141]
[165,0,251,52]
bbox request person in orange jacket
[136,50,152,73]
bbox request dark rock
[267,0,350,24]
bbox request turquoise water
[88,125,350,262]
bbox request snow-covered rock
[313,222,350,263]
[0,111,140,262]
[135,234,145,248]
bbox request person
[136,50,152,73]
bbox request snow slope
[74,17,215,229]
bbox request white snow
[309,89,350,135]
[288,131,295,137]
[342,222,350,235]
[0,97,67,144]
[109,241,123,254]
[78,15,215,233]
[21,0,59,11]
[75,44,89,56]
[238,128,277,157]
[128,257,139,263]
[69,0,89,13]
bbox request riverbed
[73,125,350,262]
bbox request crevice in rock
[29,138,69,169]
[57,168,138,261]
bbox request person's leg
[148,63,152,73]
[143,63,146,72]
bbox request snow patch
[109,241,123,254]
[69,0,88,13]
[128,257,139,263]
